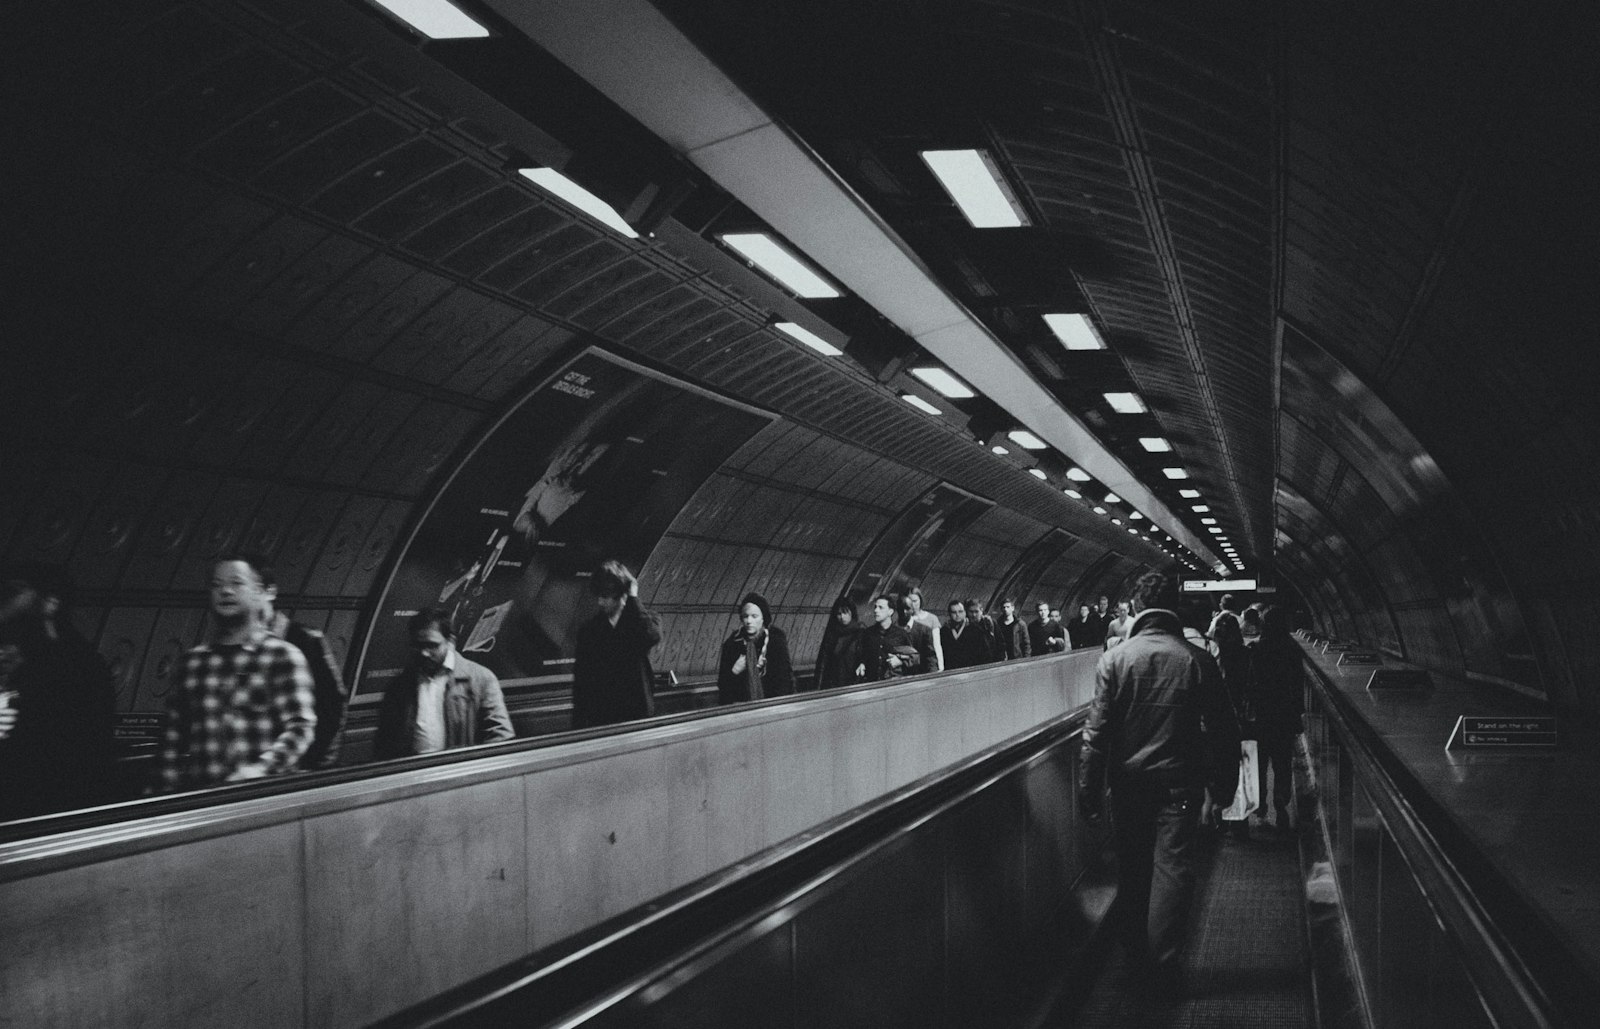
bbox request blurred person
[813,596,862,690]
[1029,601,1066,654]
[1206,612,1254,838]
[897,594,939,674]
[904,587,944,671]
[1240,605,1263,642]
[1066,605,1094,650]
[964,599,998,662]
[1078,571,1240,997]
[1087,597,1110,647]
[0,563,117,819]
[1105,600,1135,649]
[994,598,1030,661]
[1208,593,1242,639]
[254,559,348,770]
[942,599,989,670]
[375,607,513,757]
[857,595,918,681]
[1248,607,1305,832]
[717,591,795,704]
[161,555,316,789]
[571,561,663,729]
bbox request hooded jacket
[1079,607,1240,806]
[717,592,796,703]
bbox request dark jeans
[1109,781,1205,971]
[1257,730,1294,817]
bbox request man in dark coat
[258,563,349,770]
[1078,571,1240,996]
[1066,605,1094,650]
[572,560,663,729]
[941,599,990,670]
[857,595,917,681]
[994,598,1031,660]
[1028,601,1066,655]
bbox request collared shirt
[161,636,316,789]
[412,649,457,755]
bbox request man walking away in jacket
[375,608,513,758]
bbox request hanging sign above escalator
[1181,578,1257,592]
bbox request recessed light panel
[1138,437,1172,452]
[719,233,841,298]
[1191,505,1210,512]
[1008,429,1046,449]
[901,393,941,415]
[1064,489,1082,499]
[919,149,1030,228]
[911,366,975,398]
[369,0,490,39]
[1180,489,1201,498]
[1029,468,1048,480]
[991,445,1009,455]
[774,321,842,356]
[1066,467,1091,481]
[1103,493,1122,504]
[1103,392,1147,414]
[519,168,637,238]
[1162,467,1189,479]
[1042,313,1106,350]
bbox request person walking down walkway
[858,595,918,681]
[1248,607,1305,832]
[813,595,861,690]
[717,591,795,704]
[571,561,663,729]
[1078,571,1241,996]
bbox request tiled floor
[1065,825,1312,1028]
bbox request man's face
[898,600,916,625]
[1080,606,1090,620]
[1002,600,1015,618]
[1098,596,1109,613]
[966,602,983,622]
[872,598,894,627]
[1051,609,1062,622]
[1037,603,1050,621]
[596,592,625,619]
[948,603,966,626]
[412,626,453,672]
[210,561,268,623]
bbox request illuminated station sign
[1181,578,1257,593]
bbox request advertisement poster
[357,349,772,692]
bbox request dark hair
[592,559,633,598]
[1261,606,1291,640]
[964,597,982,610]
[408,606,456,641]
[947,598,965,611]
[873,593,898,612]
[831,596,858,623]
[1219,592,1239,612]
[1241,607,1262,627]
[1212,612,1244,649]
[739,591,774,627]
[213,551,275,591]
[906,586,924,602]
[1130,572,1180,613]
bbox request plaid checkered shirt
[160,636,317,789]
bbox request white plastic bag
[1220,739,1259,821]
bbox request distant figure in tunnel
[571,561,663,729]
[0,563,117,818]
[1248,607,1305,833]
[717,592,795,704]
[857,595,918,681]
[963,598,998,663]
[994,597,1030,660]
[1105,600,1135,649]
[813,596,861,690]
[161,555,317,789]
[1066,604,1093,650]
[374,607,513,758]
[1079,571,1240,996]
[254,561,349,770]
[1029,601,1066,654]
[903,587,944,672]
[897,595,940,675]
[941,599,989,670]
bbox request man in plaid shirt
[161,555,316,789]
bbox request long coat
[572,598,664,729]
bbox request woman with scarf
[812,595,861,690]
[717,592,795,704]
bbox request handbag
[1220,739,1260,822]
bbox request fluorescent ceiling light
[1201,518,1217,524]
[368,0,490,39]
[901,393,941,415]
[719,233,841,298]
[1103,492,1122,504]
[1066,467,1091,481]
[1042,313,1106,351]
[519,168,637,238]
[1138,437,1172,452]
[1162,467,1189,479]
[1129,528,1139,534]
[1029,468,1048,480]
[1008,429,1046,450]
[991,445,1009,455]
[911,366,975,398]
[1111,518,1123,526]
[1180,489,1201,498]
[1209,527,1223,534]
[1130,512,1144,520]
[919,149,1029,228]
[773,321,843,356]
[1103,392,1147,414]
[1093,507,1107,515]
[1064,489,1082,499]
[1192,505,1210,512]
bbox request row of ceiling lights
[370,0,1246,577]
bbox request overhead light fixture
[1192,505,1210,512]
[901,393,941,415]
[911,366,976,398]
[774,321,843,356]
[719,232,841,298]
[1111,518,1123,526]
[1093,506,1108,515]
[518,168,637,238]
[1209,527,1223,534]
[1103,392,1147,414]
[991,445,1009,455]
[1064,489,1082,499]
[919,149,1030,228]
[1179,489,1201,498]
[1103,492,1122,504]
[1008,429,1046,450]
[1042,313,1106,351]
[1201,518,1217,524]
[368,0,490,39]
[1129,528,1139,535]
[1130,512,1144,520]
[1029,468,1048,480]
[1066,466,1091,481]
[1163,467,1189,479]
[1138,437,1172,452]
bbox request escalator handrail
[369,708,1091,1028]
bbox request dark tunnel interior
[3,0,1599,822]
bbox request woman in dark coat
[813,596,861,690]
[716,592,795,704]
